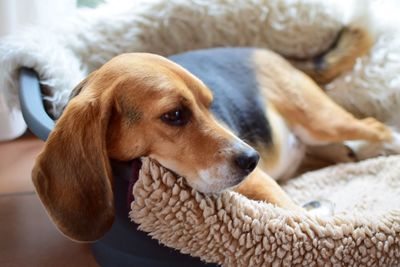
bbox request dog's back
[170,48,273,148]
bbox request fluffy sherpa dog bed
[131,157,400,266]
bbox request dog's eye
[161,107,191,126]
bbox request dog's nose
[234,150,260,175]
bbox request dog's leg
[289,26,373,84]
[305,143,357,163]
[289,99,392,145]
[234,168,301,211]
[263,66,392,144]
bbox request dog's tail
[290,0,377,85]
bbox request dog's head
[32,53,259,242]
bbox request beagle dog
[32,28,394,242]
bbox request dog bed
[131,157,400,266]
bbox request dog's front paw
[361,117,392,141]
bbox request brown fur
[290,27,373,84]
[235,168,299,210]
[32,85,115,242]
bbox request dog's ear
[68,72,97,100]
[32,76,115,242]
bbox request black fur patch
[170,48,272,147]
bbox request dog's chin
[188,175,246,194]
[151,159,247,194]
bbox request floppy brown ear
[32,79,115,242]
[68,72,99,101]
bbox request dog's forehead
[102,53,213,105]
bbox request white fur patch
[196,163,237,193]
[265,108,306,181]
[345,129,400,160]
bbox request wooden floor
[0,133,98,267]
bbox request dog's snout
[234,150,260,175]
